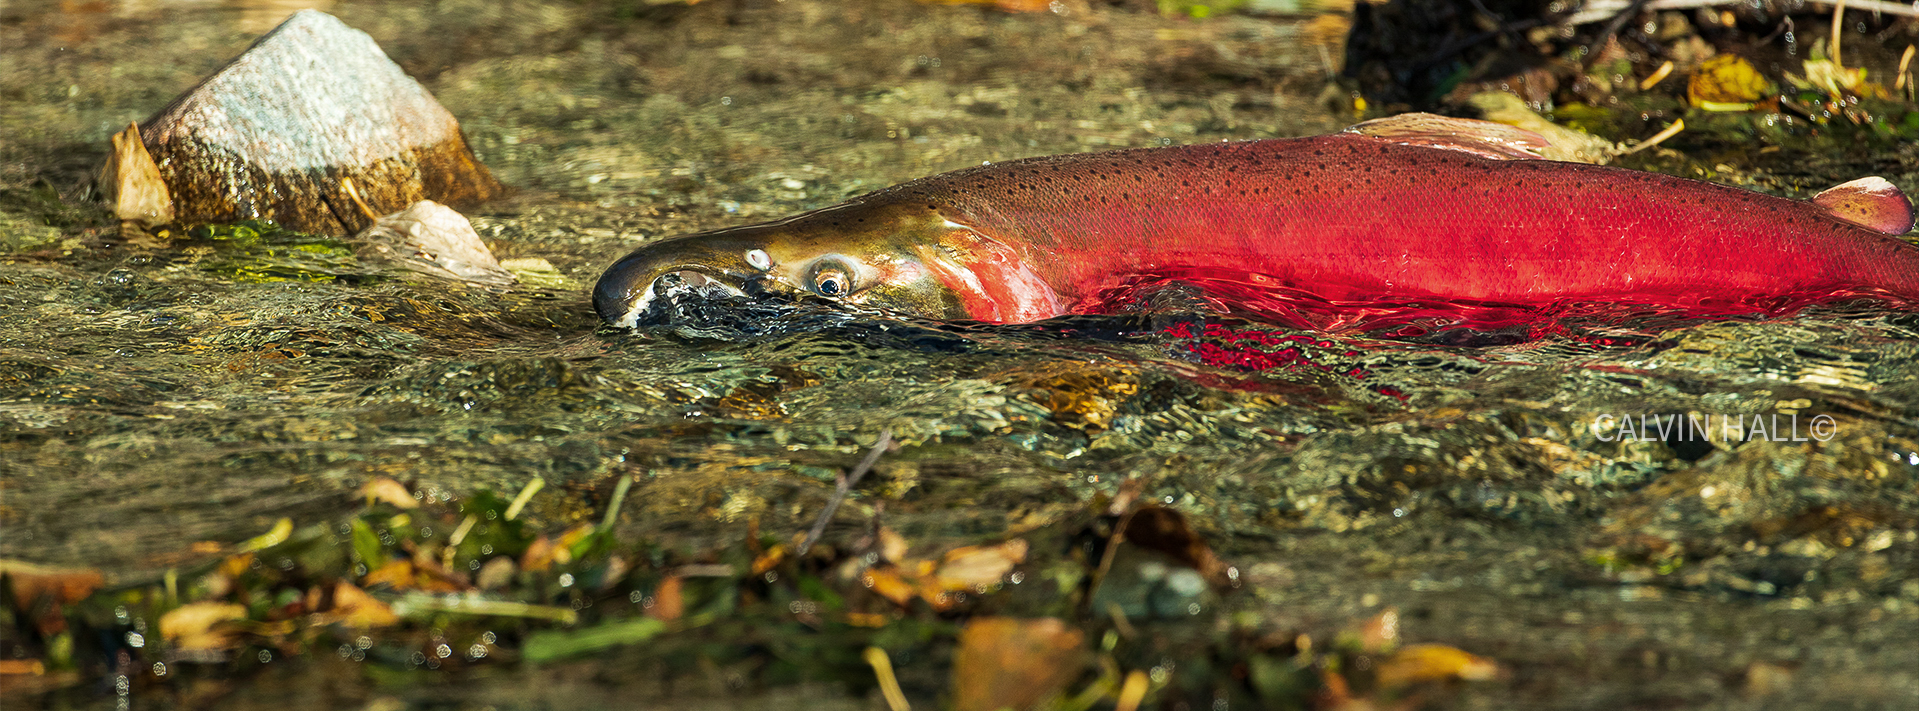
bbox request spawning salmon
[593,114,1917,330]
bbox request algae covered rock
[141,10,502,235]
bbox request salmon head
[594,199,982,328]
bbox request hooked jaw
[593,238,772,328]
[593,263,744,328]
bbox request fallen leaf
[952,617,1088,711]
[1121,507,1233,586]
[474,556,517,590]
[359,477,420,509]
[878,527,909,563]
[237,518,293,552]
[0,560,105,606]
[362,560,415,589]
[0,659,45,676]
[934,539,1029,590]
[219,553,255,579]
[160,602,248,651]
[1467,91,1619,164]
[647,576,685,621]
[1373,643,1499,688]
[1688,55,1770,109]
[521,536,558,572]
[861,567,920,607]
[98,122,173,228]
[752,544,788,575]
[329,582,400,628]
[1353,608,1400,654]
[1742,661,1795,697]
[919,0,1054,11]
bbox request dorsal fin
[1344,113,1551,161]
[1812,177,1915,235]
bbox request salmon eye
[807,259,856,298]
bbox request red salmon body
[880,133,1917,324]
[592,115,1917,330]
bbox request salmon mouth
[595,265,752,328]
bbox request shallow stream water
[1,0,1916,708]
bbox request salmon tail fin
[1344,113,1550,161]
[1812,177,1916,235]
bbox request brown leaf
[525,523,595,571]
[0,560,105,606]
[647,576,685,621]
[952,617,1088,711]
[934,539,1029,591]
[520,536,558,572]
[159,602,248,651]
[1742,661,1795,697]
[1354,608,1400,654]
[99,122,173,228]
[1121,507,1232,586]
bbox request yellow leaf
[237,518,293,552]
[159,602,248,651]
[1374,643,1500,688]
[362,560,415,589]
[358,478,420,509]
[330,582,400,628]
[861,567,920,607]
[1688,55,1770,108]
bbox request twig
[1084,505,1139,617]
[798,429,894,555]
[1638,60,1675,90]
[505,477,545,521]
[1830,0,1847,69]
[1115,670,1150,711]
[863,646,912,711]
[390,592,579,623]
[1585,0,1652,65]
[1565,0,1914,25]
[1621,118,1686,155]
[339,177,382,221]
[1896,44,1915,92]
[600,474,635,532]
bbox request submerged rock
[140,10,502,235]
[354,201,515,286]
